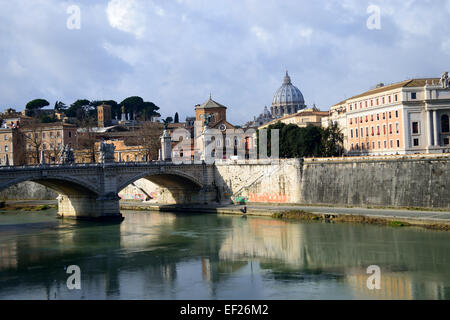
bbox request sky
[1,0,450,125]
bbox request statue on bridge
[99,142,116,163]
[59,145,74,164]
[440,72,449,89]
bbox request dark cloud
[1,0,449,124]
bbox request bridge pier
[57,193,123,221]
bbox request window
[396,140,400,148]
[365,101,368,108]
[395,94,398,102]
[371,127,374,136]
[356,128,358,138]
[441,115,449,133]
[376,98,379,105]
[361,128,363,137]
[412,122,419,134]
[50,132,53,138]
[69,131,72,138]
[444,138,449,145]
[395,110,399,118]
[413,138,419,147]
[390,140,393,148]
[377,114,379,121]
[356,143,359,150]
[5,146,8,152]
[366,127,369,137]
[367,142,370,149]
[371,100,373,107]
[383,113,386,120]
[350,118,352,125]
[360,102,362,109]
[382,97,385,104]
[57,131,61,137]
[411,92,417,99]
[3,135,7,141]
[378,141,381,149]
[396,123,399,134]
[42,133,46,138]
[389,112,392,119]
[366,116,368,122]
[384,141,387,148]
[42,144,46,150]
[372,142,375,149]
[389,96,391,103]
[377,125,380,135]
[383,125,386,135]
[389,124,392,134]
[350,129,353,138]
[371,114,374,121]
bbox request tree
[119,96,160,121]
[66,99,91,118]
[54,101,67,112]
[21,119,44,164]
[165,116,173,124]
[321,121,344,157]
[174,112,179,123]
[259,122,324,159]
[124,122,163,161]
[76,117,98,163]
[25,99,50,117]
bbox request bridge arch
[117,168,204,204]
[0,175,100,197]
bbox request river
[0,209,449,300]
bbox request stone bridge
[0,159,302,221]
[0,162,216,221]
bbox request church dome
[271,71,305,117]
[272,71,304,105]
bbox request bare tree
[21,119,44,164]
[125,122,162,161]
[76,117,98,163]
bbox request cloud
[1,0,450,124]
[106,0,146,38]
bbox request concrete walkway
[120,201,450,224]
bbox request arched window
[441,115,449,133]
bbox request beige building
[21,122,78,164]
[325,72,450,155]
[259,108,329,130]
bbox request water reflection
[0,210,448,299]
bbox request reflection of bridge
[0,162,216,221]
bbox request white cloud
[106,0,146,38]
[251,25,272,43]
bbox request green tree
[54,101,67,112]
[66,99,91,118]
[174,112,179,123]
[119,96,160,120]
[259,122,324,159]
[25,99,49,116]
[320,121,344,157]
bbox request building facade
[328,73,450,155]
[258,107,329,130]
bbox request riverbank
[119,201,450,231]
[2,200,449,231]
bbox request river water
[0,209,448,300]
